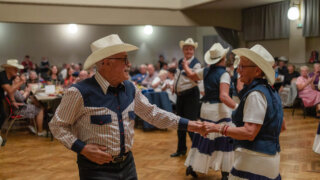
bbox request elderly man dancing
[49,34,203,180]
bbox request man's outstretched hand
[187,121,205,135]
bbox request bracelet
[223,125,230,136]
[219,124,226,134]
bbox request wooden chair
[1,96,37,146]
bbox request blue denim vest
[232,79,283,155]
[178,57,200,76]
[201,66,228,103]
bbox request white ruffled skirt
[184,102,235,174]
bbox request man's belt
[111,151,130,163]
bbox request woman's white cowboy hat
[1,59,24,69]
[232,44,275,85]
[204,43,229,65]
[84,34,138,70]
[179,38,198,49]
[278,56,288,62]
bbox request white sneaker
[28,125,37,134]
[37,130,47,137]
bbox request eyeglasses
[238,65,257,71]
[105,57,129,65]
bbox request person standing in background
[171,38,201,158]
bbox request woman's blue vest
[232,79,283,155]
[202,65,231,103]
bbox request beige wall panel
[0,3,241,29]
[247,39,289,59]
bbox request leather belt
[111,152,130,163]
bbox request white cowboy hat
[1,59,24,69]
[84,34,138,70]
[278,56,288,62]
[204,43,229,65]
[232,44,275,85]
[179,38,198,49]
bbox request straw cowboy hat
[232,44,275,85]
[84,34,138,70]
[278,56,288,62]
[1,59,24,69]
[179,38,198,49]
[204,43,229,65]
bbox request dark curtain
[243,6,266,41]
[242,0,290,41]
[214,26,240,48]
[303,0,320,37]
[265,0,290,39]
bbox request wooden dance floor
[0,108,320,180]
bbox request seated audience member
[309,63,320,90]
[279,64,300,107]
[277,56,289,77]
[157,55,167,70]
[131,64,147,84]
[141,64,158,88]
[72,63,81,77]
[296,66,320,117]
[12,76,46,136]
[152,69,168,91]
[59,63,70,80]
[74,70,89,83]
[162,68,177,104]
[45,65,63,85]
[21,55,33,73]
[162,62,168,70]
[64,67,76,88]
[280,64,300,90]
[27,71,40,84]
[40,57,50,77]
[274,56,288,91]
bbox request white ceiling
[0,0,285,10]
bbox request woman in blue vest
[202,44,285,180]
[183,43,238,180]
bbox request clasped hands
[187,121,220,137]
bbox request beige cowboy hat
[278,56,288,62]
[179,38,198,49]
[232,44,275,85]
[1,59,24,69]
[84,34,138,70]
[204,43,229,65]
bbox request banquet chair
[1,96,37,146]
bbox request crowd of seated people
[6,55,92,136]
